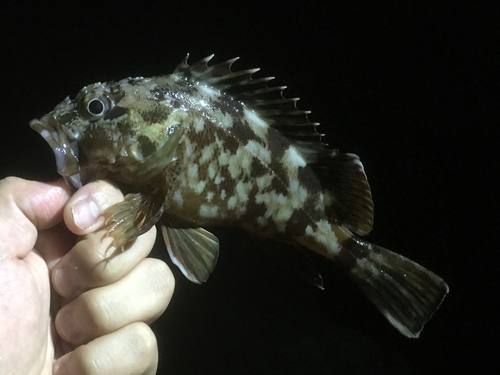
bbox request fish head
[30,77,185,189]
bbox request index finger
[0,177,71,259]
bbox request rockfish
[30,54,448,337]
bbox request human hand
[0,177,174,375]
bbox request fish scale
[30,54,448,338]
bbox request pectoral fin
[102,191,165,251]
[161,222,219,284]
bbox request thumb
[63,179,125,236]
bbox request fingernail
[56,305,81,344]
[72,198,100,230]
[53,266,81,298]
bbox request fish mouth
[30,116,83,190]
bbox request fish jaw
[30,115,82,190]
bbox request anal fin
[262,241,324,290]
[161,220,219,283]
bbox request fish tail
[339,237,449,338]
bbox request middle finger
[55,257,174,346]
[51,225,157,299]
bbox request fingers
[0,177,70,258]
[55,258,174,346]
[53,322,158,375]
[51,225,157,298]
[52,179,157,298]
[50,178,173,375]
[63,179,123,235]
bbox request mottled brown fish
[30,54,448,338]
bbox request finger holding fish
[48,179,173,375]
[52,180,158,299]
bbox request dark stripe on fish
[104,105,128,120]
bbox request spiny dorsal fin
[173,54,323,147]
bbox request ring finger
[53,322,158,375]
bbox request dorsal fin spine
[253,98,300,106]
[244,85,285,97]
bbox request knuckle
[142,225,158,242]
[71,344,101,375]
[79,290,113,331]
[67,235,117,286]
[145,258,175,296]
[0,176,21,189]
[130,322,158,358]
[0,177,21,201]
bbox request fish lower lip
[64,174,82,191]
[30,117,82,188]
[30,118,59,149]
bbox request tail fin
[341,238,449,338]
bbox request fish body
[30,54,448,338]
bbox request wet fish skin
[30,54,449,338]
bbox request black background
[1,1,497,374]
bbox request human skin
[0,177,174,375]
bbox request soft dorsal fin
[318,153,374,236]
[174,55,373,235]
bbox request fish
[30,54,449,338]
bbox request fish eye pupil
[88,99,104,116]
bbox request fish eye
[88,99,105,116]
[86,96,112,118]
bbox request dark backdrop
[1,1,497,374]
